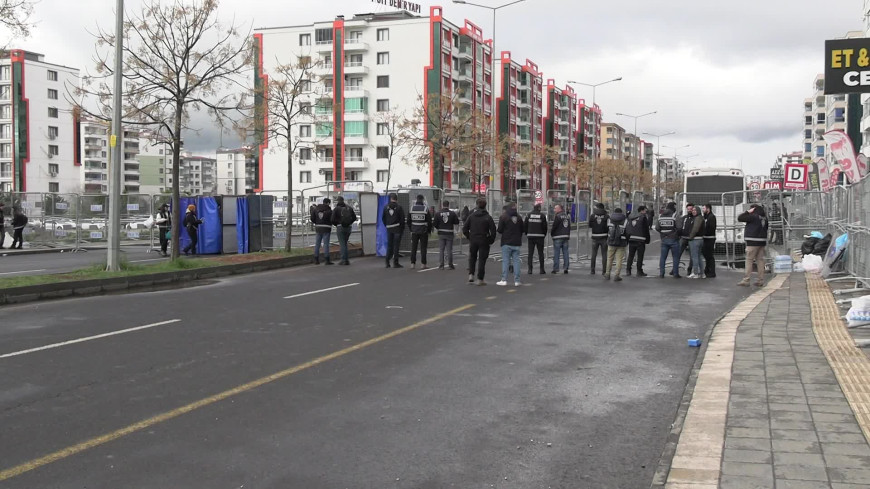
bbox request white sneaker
[514,281,521,287]
[496,280,508,286]
[687,273,697,279]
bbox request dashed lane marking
[284,283,359,299]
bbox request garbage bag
[143,215,155,229]
[801,254,824,272]
[847,295,870,328]
[812,233,832,255]
[800,237,820,256]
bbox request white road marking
[284,283,359,299]
[130,258,165,263]
[0,319,182,359]
[417,267,439,273]
[0,269,46,275]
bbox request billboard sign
[784,163,809,190]
[825,38,870,94]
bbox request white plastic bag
[801,254,823,273]
[143,215,155,229]
[847,295,870,327]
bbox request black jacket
[589,208,609,239]
[462,208,496,244]
[382,201,405,234]
[524,211,548,238]
[311,203,333,234]
[626,213,651,244]
[738,208,768,247]
[0,208,5,228]
[435,208,459,235]
[703,211,717,240]
[157,209,171,230]
[551,212,571,239]
[678,214,695,240]
[497,209,525,246]
[331,202,357,228]
[656,209,679,240]
[11,213,27,229]
[183,211,202,231]
[607,212,628,247]
[407,202,433,234]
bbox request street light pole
[643,130,675,208]
[106,0,124,271]
[568,77,622,202]
[615,111,656,170]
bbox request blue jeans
[501,244,521,282]
[553,238,569,271]
[314,231,331,261]
[689,239,705,276]
[660,238,681,276]
[336,226,350,262]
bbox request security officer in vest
[589,202,609,274]
[551,204,571,274]
[311,197,334,265]
[382,193,405,268]
[625,205,651,277]
[435,200,459,269]
[524,203,548,274]
[407,194,433,269]
[656,202,682,278]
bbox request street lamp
[567,77,622,200]
[453,0,527,194]
[616,110,656,175]
[643,131,675,207]
[106,0,124,271]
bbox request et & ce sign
[825,38,870,94]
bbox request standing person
[331,196,357,265]
[311,198,334,265]
[524,203,548,275]
[551,204,571,274]
[679,203,696,275]
[604,208,628,281]
[10,206,27,250]
[702,204,717,278]
[0,202,6,249]
[656,202,682,278]
[625,205,651,277]
[588,203,609,275]
[156,202,172,257]
[737,204,769,287]
[459,205,470,228]
[182,204,203,256]
[497,202,525,287]
[407,194,433,269]
[462,198,496,286]
[382,193,405,268]
[687,206,705,278]
[435,200,459,270]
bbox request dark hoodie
[382,201,405,234]
[463,207,497,244]
[607,211,628,247]
[738,205,768,247]
[497,208,525,246]
[589,207,609,239]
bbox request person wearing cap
[156,202,172,256]
[311,197,334,265]
[182,204,203,256]
[407,194,433,269]
[331,196,356,265]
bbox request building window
[323,170,333,182]
[49,182,59,192]
[47,88,58,100]
[159,167,164,173]
[377,52,390,65]
[805,143,812,152]
[376,99,389,112]
[344,121,367,137]
[300,79,311,92]
[49,163,58,174]
[0,66,9,81]
[48,145,59,156]
[300,125,312,137]
[48,107,58,118]
[315,28,333,44]
[377,170,388,182]
[300,171,311,183]
[299,147,312,160]
[376,123,388,135]
[48,126,58,139]
[376,146,389,159]
[299,33,311,46]
[348,170,362,181]
[47,70,58,81]
[300,102,311,114]
[376,28,390,42]
[377,75,389,88]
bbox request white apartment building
[79,119,142,194]
[0,50,79,193]
[165,154,216,196]
[215,148,250,195]
[803,74,827,162]
[137,135,173,195]
[254,6,494,198]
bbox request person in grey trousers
[434,200,459,269]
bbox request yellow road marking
[0,303,476,482]
[507,289,516,293]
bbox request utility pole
[106,0,124,271]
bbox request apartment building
[215,147,252,195]
[544,79,577,190]
[254,6,494,197]
[137,136,173,195]
[79,119,142,194]
[0,50,79,193]
[169,155,216,195]
[600,122,626,161]
[494,52,543,194]
[643,142,654,173]
[777,151,803,167]
[657,157,684,183]
[576,99,601,161]
[623,133,642,170]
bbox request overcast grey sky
[11,0,865,174]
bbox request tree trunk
[285,146,293,251]
[170,108,183,261]
[385,147,392,192]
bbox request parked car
[79,219,106,231]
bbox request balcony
[517,117,530,126]
[317,157,334,168]
[343,86,368,98]
[344,62,368,75]
[455,69,472,83]
[315,39,333,52]
[516,98,531,109]
[344,156,369,169]
[343,38,368,51]
[344,135,368,146]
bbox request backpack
[340,205,355,227]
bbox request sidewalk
[663,273,870,488]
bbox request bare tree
[0,0,35,43]
[78,0,251,260]
[373,106,410,191]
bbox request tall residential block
[79,118,142,194]
[600,122,626,161]
[544,79,577,190]
[215,147,251,195]
[577,99,601,161]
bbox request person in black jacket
[524,203,548,275]
[737,204,768,287]
[311,198,334,265]
[625,205,651,277]
[551,204,571,274]
[462,198,496,286]
[435,200,459,269]
[702,204,717,278]
[331,196,357,265]
[679,203,695,274]
[656,202,682,278]
[156,203,172,256]
[604,208,628,281]
[10,206,26,249]
[0,202,6,249]
[382,193,405,268]
[497,202,525,286]
[182,204,203,256]
[588,203,609,274]
[407,194,433,269]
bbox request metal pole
[106,0,124,271]
[591,86,596,203]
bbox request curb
[0,249,364,306]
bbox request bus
[681,168,746,254]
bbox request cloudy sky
[11,0,865,175]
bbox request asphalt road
[0,244,752,488]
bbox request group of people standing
[309,196,359,265]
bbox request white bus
[681,168,746,250]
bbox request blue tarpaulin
[178,197,222,254]
[375,195,389,257]
[236,197,249,254]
